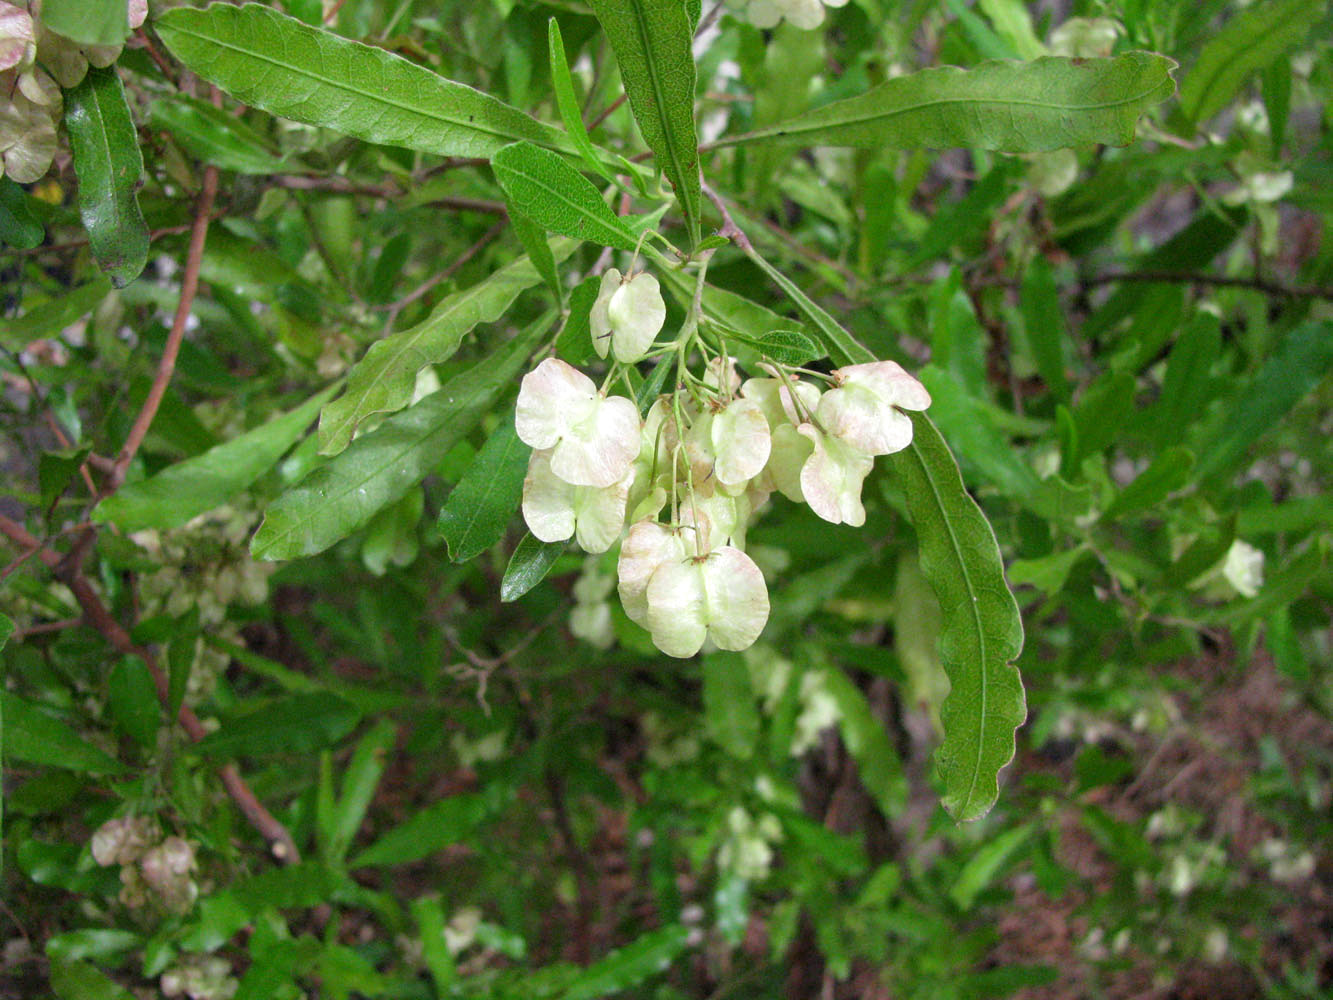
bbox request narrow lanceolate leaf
[1178,0,1323,126]
[586,0,702,247]
[548,18,615,184]
[0,691,126,775]
[492,142,636,251]
[721,53,1177,152]
[38,0,127,47]
[156,3,563,160]
[500,532,564,603]
[93,385,338,532]
[558,925,692,1000]
[0,280,112,351]
[254,314,553,560]
[890,415,1026,821]
[508,207,562,302]
[319,244,573,456]
[437,412,531,562]
[149,95,287,174]
[65,67,149,288]
[748,246,1025,822]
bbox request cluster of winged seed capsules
[514,267,931,658]
[0,0,147,182]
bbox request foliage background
[2,0,1331,998]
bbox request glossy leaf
[0,692,126,775]
[500,532,564,603]
[437,412,531,563]
[255,314,553,560]
[586,0,702,247]
[39,0,126,47]
[148,95,287,174]
[156,3,562,159]
[492,141,636,251]
[319,248,570,455]
[722,53,1176,152]
[65,67,149,288]
[1178,0,1322,125]
[94,386,337,532]
[748,246,1025,822]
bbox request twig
[702,182,752,252]
[0,512,301,864]
[106,165,219,493]
[132,27,179,85]
[323,0,351,25]
[379,220,505,330]
[585,95,626,134]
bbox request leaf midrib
[165,15,550,148]
[496,158,632,249]
[626,1,697,237]
[729,75,1170,143]
[907,434,989,817]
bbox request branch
[702,182,753,253]
[107,165,219,493]
[0,512,301,864]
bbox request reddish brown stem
[0,513,300,864]
[106,166,219,493]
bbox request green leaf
[410,897,458,992]
[65,66,149,288]
[702,652,760,759]
[554,276,602,367]
[1103,447,1195,519]
[319,718,396,866]
[0,613,12,650]
[558,925,691,1000]
[38,446,91,510]
[94,386,337,532]
[38,0,127,47]
[500,532,565,603]
[548,18,616,185]
[352,786,513,868]
[742,328,825,366]
[891,415,1027,821]
[821,662,908,816]
[49,958,136,1000]
[107,656,160,749]
[0,692,125,775]
[586,0,702,247]
[190,692,360,759]
[1178,0,1322,126]
[949,823,1033,910]
[156,3,563,159]
[255,314,554,560]
[721,53,1176,152]
[1007,547,1087,597]
[748,246,1025,822]
[508,207,562,302]
[437,412,531,563]
[45,929,142,964]
[1019,257,1070,401]
[0,178,43,249]
[148,94,287,174]
[181,863,350,951]
[1194,321,1333,484]
[319,248,570,455]
[0,280,113,351]
[492,141,636,251]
